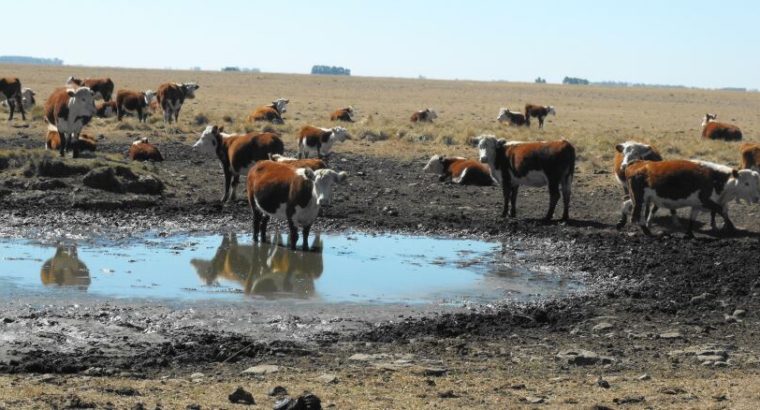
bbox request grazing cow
[702,113,742,141]
[40,246,90,289]
[423,155,495,186]
[478,135,575,220]
[525,104,556,129]
[193,125,285,202]
[297,125,350,158]
[116,89,155,122]
[270,154,328,170]
[95,101,118,118]
[155,82,199,123]
[0,77,26,121]
[66,76,115,101]
[623,159,760,237]
[46,131,96,153]
[247,98,289,124]
[411,108,437,123]
[1,87,35,113]
[44,87,97,158]
[740,143,760,171]
[330,106,354,122]
[496,108,527,126]
[247,160,347,250]
[128,137,163,162]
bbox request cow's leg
[630,179,652,236]
[252,208,261,242]
[117,105,124,121]
[71,134,80,158]
[260,215,269,243]
[718,205,734,231]
[137,107,144,122]
[544,181,561,221]
[287,218,298,251]
[302,224,311,251]
[617,198,632,229]
[686,208,700,238]
[58,132,66,157]
[539,116,544,129]
[221,168,232,202]
[15,94,25,121]
[6,98,14,121]
[163,106,171,124]
[560,173,572,221]
[500,181,511,218]
[174,106,181,123]
[230,173,240,201]
[508,185,518,218]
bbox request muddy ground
[1,132,760,408]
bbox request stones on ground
[592,322,613,333]
[690,292,710,303]
[83,168,124,193]
[228,386,255,405]
[614,395,645,404]
[637,373,651,381]
[131,403,146,410]
[659,386,687,395]
[422,367,447,377]
[521,396,545,404]
[348,353,389,362]
[124,175,164,195]
[659,332,683,340]
[189,372,204,380]
[274,393,322,410]
[556,349,615,366]
[437,390,459,399]
[268,386,288,397]
[318,374,338,384]
[62,395,96,409]
[242,364,280,375]
[596,377,610,389]
[186,405,201,410]
[36,158,90,177]
[733,309,746,318]
[510,383,526,390]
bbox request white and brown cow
[66,76,115,101]
[423,155,495,186]
[0,77,26,121]
[44,87,97,158]
[622,159,760,237]
[193,125,285,202]
[740,143,760,172]
[702,113,742,141]
[247,98,289,124]
[411,108,437,123]
[116,89,155,122]
[128,137,163,162]
[330,106,354,122]
[525,104,556,129]
[496,108,527,126]
[156,82,199,123]
[95,101,118,118]
[270,154,328,170]
[247,160,347,250]
[478,135,575,220]
[297,125,350,158]
[46,131,97,153]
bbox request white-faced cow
[193,125,285,202]
[247,160,347,250]
[66,76,115,101]
[525,104,556,129]
[411,108,437,123]
[44,87,97,158]
[423,155,495,186]
[156,82,199,123]
[702,113,742,141]
[478,135,575,220]
[128,137,163,162]
[0,77,26,121]
[330,106,354,122]
[297,125,350,158]
[270,154,328,170]
[496,108,527,126]
[116,89,155,122]
[247,98,289,124]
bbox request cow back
[506,140,575,178]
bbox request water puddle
[0,231,583,305]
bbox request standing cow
[156,82,199,124]
[0,77,26,121]
[66,76,115,101]
[44,88,97,158]
[524,104,556,129]
[116,89,156,122]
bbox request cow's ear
[497,138,507,148]
[732,169,739,178]
[615,144,624,153]
[211,125,218,134]
[67,90,75,97]
[218,126,224,134]
[439,155,446,162]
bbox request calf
[478,135,575,220]
[0,77,26,121]
[297,125,350,158]
[193,125,285,202]
[44,87,97,158]
[247,160,347,250]
[66,76,115,101]
[496,108,527,126]
[702,113,742,141]
[270,154,328,170]
[423,155,495,186]
[411,108,437,123]
[624,159,760,237]
[156,82,199,123]
[46,131,96,153]
[330,106,354,122]
[247,98,289,124]
[95,101,118,118]
[525,104,556,129]
[116,89,155,122]
[128,137,163,162]
[740,143,760,171]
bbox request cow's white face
[273,98,289,113]
[144,90,156,104]
[616,141,656,169]
[731,169,760,204]
[477,135,502,164]
[67,87,97,118]
[702,113,717,127]
[193,125,220,155]
[21,88,35,107]
[331,127,349,142]
[547,106,556,116]
[183,82,199,99]
[313,169,348,206]
[423,155,445,174]
[426,109,438,120]
[496,108,509,122]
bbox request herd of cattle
[2,74,760,249]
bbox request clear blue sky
[4,0,758,88]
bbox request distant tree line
[534,77,547,84]
[0,55,63,65]
[221,66,261,73]
[311,65,351,76]
[563,76,589,85]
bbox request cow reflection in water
[190,231,323,298]
[40,245,91,289]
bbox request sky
[3,0,758,89]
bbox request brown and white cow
[116,89,155,122]
[622,159,760,237]
[0,77,26,121]
[247,160,347,250]
[46,131,96,153]
[740,143,760,171]
[128,137,163,162]
[496,108,527,126]
[66,76,115,101]
[40,246,90,288]
[411,108,437,123]
[330,106,354,122]
[423,155,495,186]
[44,87,97,158]
[247,98,289,124]
[702,113,742,141]
[95,101,118,118]
[297,125,350,158]
[156,82,199,123]
[270,154,328,170]
[478,135,575,220]
[525,104,556,129]
[193,125,285,202]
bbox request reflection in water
[40,245,91,290]
[190,231,323,299]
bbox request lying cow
[740,143,760,171]
[525,104,556,129]
[44,87,97,158]
[702,113,742,141]
[423,155,495,186]
[116,89,155,122]
[0,77,26,121]
[622,159,760,237]
[0,87,35,113]
[478,135,575,220]
[330,106,354,122]
[411,108,437,123]
[128,137,163,162]
[193,125,284,202]
[46,131,96,153]
[247,98,289,124]
[156,82,199,123]
[95,101,118,118]
[496,108,527,126]
[297,125,350,158]
[270,154,328,170]
[66,76,115,101]
[247,160,347,250]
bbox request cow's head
[730,169,760,204]
[330,126,350,142]
[496,108,510,122]
[272,98,289,113]
[615,141,659,169]
[66,76,83,87]
[312,169,348,206]
[425,108,438,120]
[423,155,446,175]
[702,113,717,127]
[193,125,222,155]
[144,89,156,104]
[477,135,505,164]
[547,106,556,116]
[21,88,35,107]
[67,87,97,119]
[182,82,199,99]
